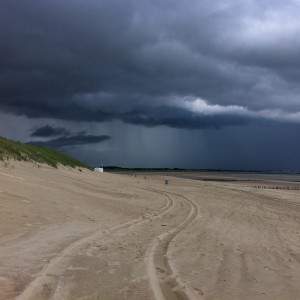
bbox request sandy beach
[0,161,300,299]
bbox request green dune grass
[0,136,91,169]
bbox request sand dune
[0,162,300,299]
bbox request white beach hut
[94,167,104,173]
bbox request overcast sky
[1,0,300,170]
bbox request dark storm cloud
[31,125,69,137]
[29,133,111,148]
[29,124,111,148]
[1,0,300,128]
[120,104,250,129]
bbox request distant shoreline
[104,167,300,175]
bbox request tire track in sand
[146,189,200,300]
[16,190,174,300]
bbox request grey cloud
[120,104,250,129]
[1,0,300,129]
[31,125,69,137]
[29,134,111,148]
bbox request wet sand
[0,161,300,299]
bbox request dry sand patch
[1,163,300,299]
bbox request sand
[0,161,299,299]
